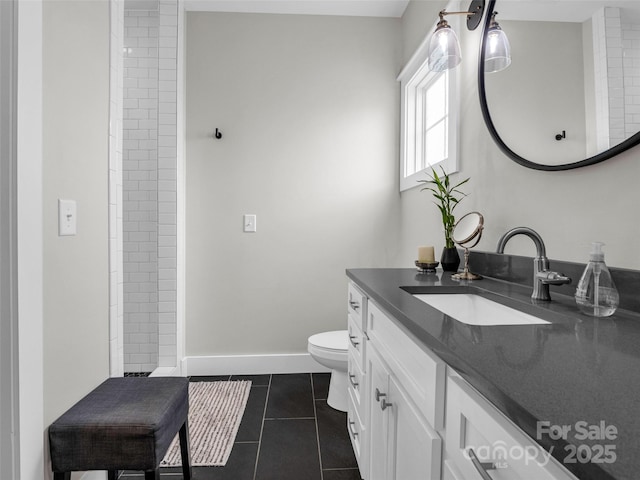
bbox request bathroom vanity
[346,265,640,480]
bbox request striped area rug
[161,380,252,467]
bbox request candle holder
[415,261,439,273]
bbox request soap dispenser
[575,242,619,317]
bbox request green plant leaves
[418,166,470,249]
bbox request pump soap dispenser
[575,242,619,317]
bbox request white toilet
[308,330,349,412]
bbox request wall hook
[555,130,566,141]
[214,128,222,139]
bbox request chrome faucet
[496,227,571,301]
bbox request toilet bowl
[308,330,348,412]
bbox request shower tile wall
[122,1,177,373]
[109,0,125,377]
[157,0,178,369]
[592,7,640,148]
[621,13,640,140]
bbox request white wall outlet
[58,199,77,236]
[243,214,257,233]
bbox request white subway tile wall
[109,0,125,377]
[621,13,640,140]
[593,7,640,149]
[157,0,178,369]
[122,0,177,373]
[605,8,625,146]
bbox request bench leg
[53,474,71,480]
[144,470,160,480]
[179,420,192,480]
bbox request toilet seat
[308,330,348,352]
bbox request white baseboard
[149,366,180,377]
[184,353,330,376]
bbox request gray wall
[185,12,401,357]
[399,0,640,270]
[42,0,110,432]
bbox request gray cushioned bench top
[49,376,189,472]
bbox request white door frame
[15,1,45,479]
[0,1,44,479]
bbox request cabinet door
[367,347,391,480]
[368,346,442,480]
[446,375,578,480]
[389,374,442,480]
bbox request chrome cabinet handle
[348,420,358,438]
[349,335,360,347]
[375,388,392,410]
[349,300,360,311]
[349,374,359,388]
[375,387,385,402]
[468,448,496,480]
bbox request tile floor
[121,373,361,480]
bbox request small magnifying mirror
[452,211,484,281]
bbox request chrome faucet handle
[537,271,572,285]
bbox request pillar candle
[418,246,435,263]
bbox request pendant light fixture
[427,11,463,72]
[427,0,486,72]
[485,11,511,73]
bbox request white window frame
[398,5,461,192]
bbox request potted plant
[418,166,470,272]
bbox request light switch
[58,199,77,236]
[243,214,257,233]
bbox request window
[398,13,460,192]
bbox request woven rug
[161,380,252,467]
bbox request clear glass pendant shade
[428,24,462,72]
[485,27,511,73]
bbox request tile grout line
[310,374,324,480]
[252,373,272,480]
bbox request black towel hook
[214,128,222,139]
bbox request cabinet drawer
[348,314,365,371]
[348,282,367,332]
[347,392,366,477]
[348,349,366,418]
[446,375,578,480]
[367,301,445,430]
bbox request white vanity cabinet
[346,279,578,480]
[445,372,579,480]
[347,282,369,479]
[365,301,445,480]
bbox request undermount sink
[413,294,550,326]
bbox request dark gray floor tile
[323,468,363,480]
[235,386,268,442]
[230,374,271,386]
[315,400,357,469]
[189,375,230,382]
[312,372,331,400]
[255,419,321,480]
[265,374,314,419]
[191,442,259,480]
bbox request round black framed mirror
[478,0,640,171]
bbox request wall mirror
[478,0,640,170]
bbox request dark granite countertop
[346,265,640,480]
